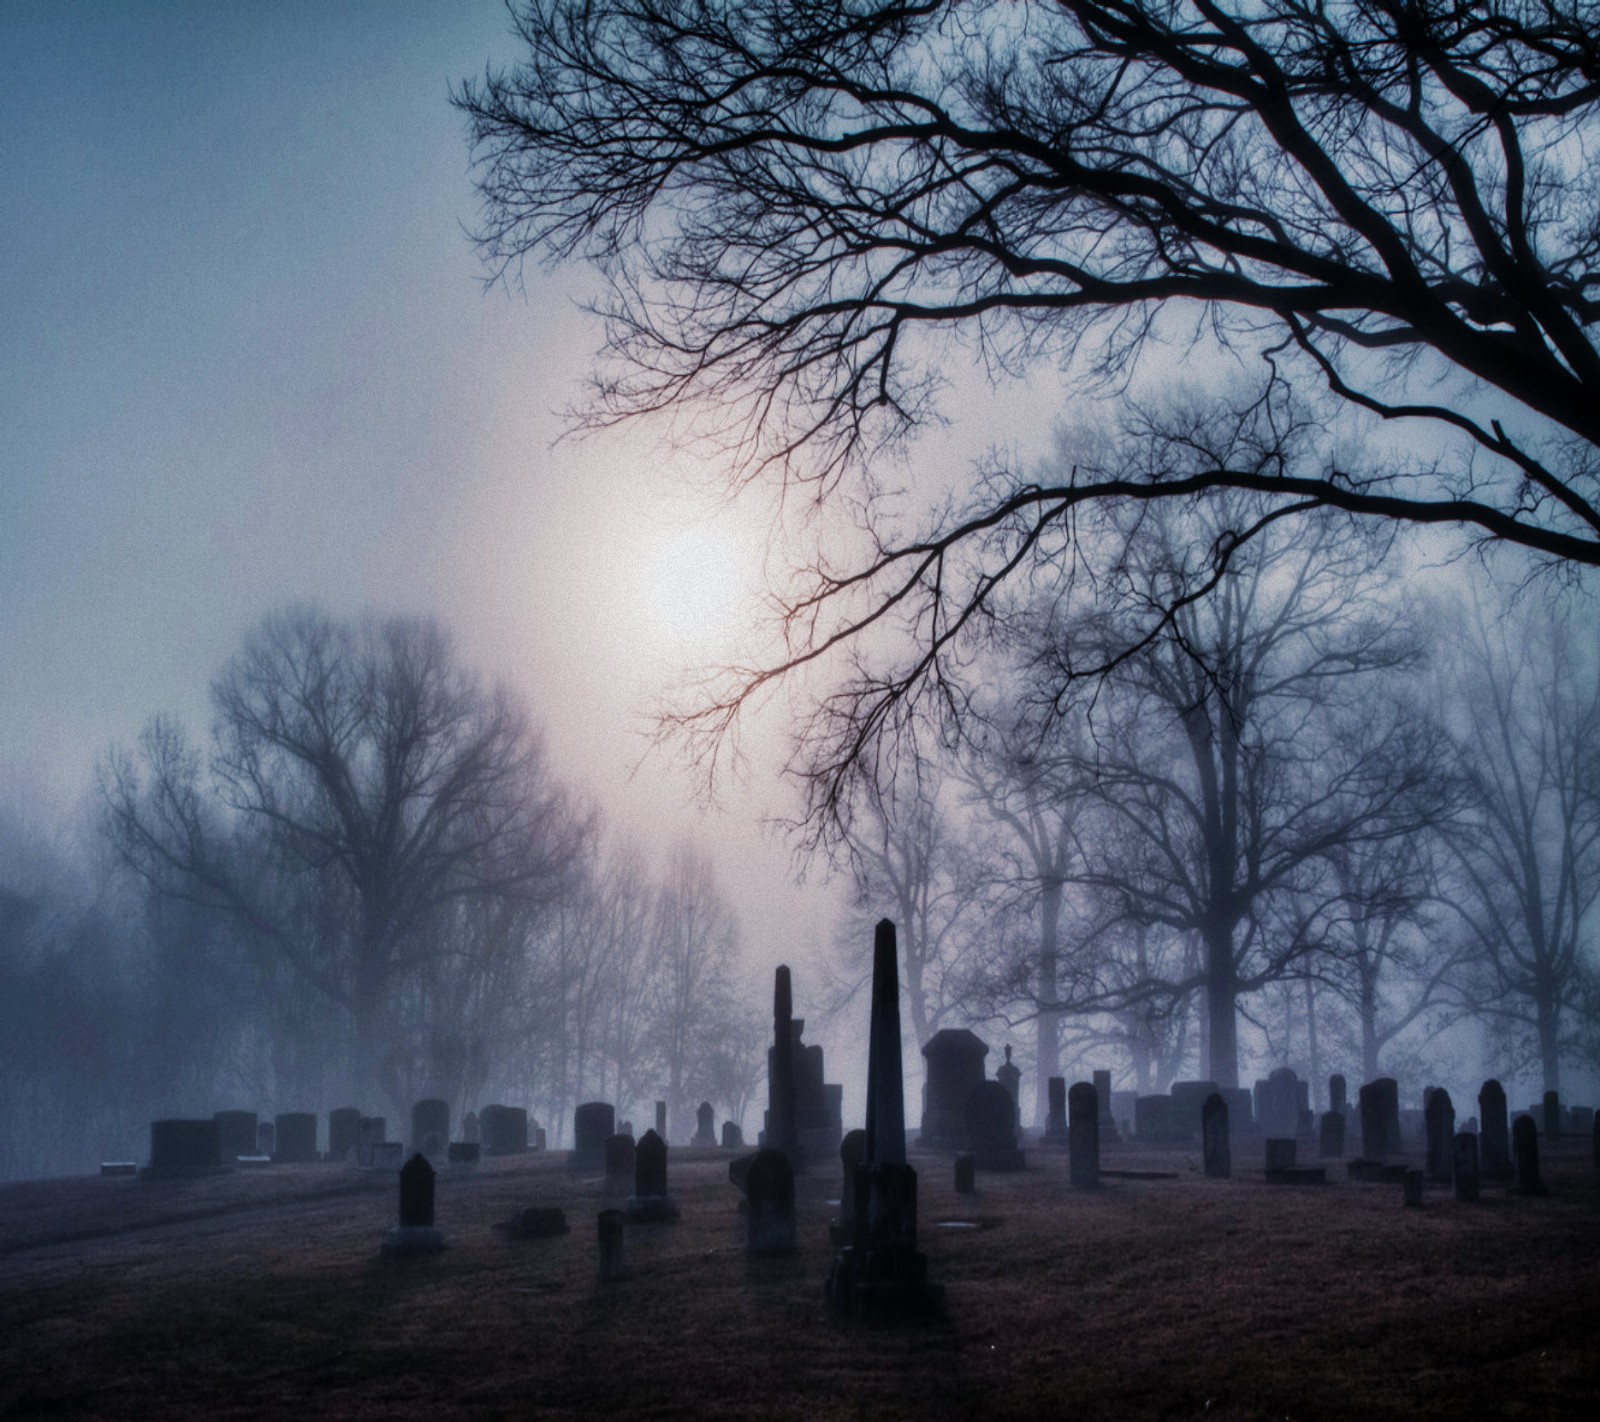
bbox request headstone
[410,1099,449,1159]
[953,1153,976,1194]
[1067,1081,1099,1189]
[1264,1138,1298,1175]
[1403,1168,1424,1207]
[996,1044,1022,1114]
[766,965,800,1165]
[831,1129,867,1244]
[1319,1111,1345,1160]
[273,1112,318,1164]
[1134,1094,1187,1143]
[569,1102,615,1173]
[745,1147,797,1254]
[1169,1081,1222,1142]
[1257,1068,1301,1139]
[255,1121,275,1156]
[1543,1090,1560,1140]
[919,1029,990,1150]
[626,1128,678,1222]
[597,1208,626,1281]
[1094,1070,1120,1143]
[965,1080,1026,1171]
[461,1111,480,1145]
[1513,1115,1546,1195]
[1329,1074,1347,1116]
[1358,1082,1385,1161]
[1453,1131,1480,1203]
[142,1119,224,1179]
[605,1133,636,1195]
[213,1111,257,1162]
[480,1105,529,1157]
[1043,1076,1068,1145]
[720,1121,744,1149]
[534,1127,547,1151]
[655,1101,667,1140]
[826,918,943,1318]
[1202,1093,1231,1179]
[693,1101,717,1147]
[1376,1078,1403,1156]
[511,1207,568,1237]
[327,1107,362,1163]
[359,1116,388,1167]
[1424,1087,1455,1181]
[382,1152,443,1253]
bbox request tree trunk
[1034,880,1063,1127]
[1204,926,1239,1088]
[1536,979,1562,1094]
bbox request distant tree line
[0,606,765,1180]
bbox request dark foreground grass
[2,1139,1597,1420]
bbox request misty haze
[3,3,1598,1419]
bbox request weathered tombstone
[826,919,943,1318]
[655,1101,667,1140]
[1358,1082,1386,1161]
[1453,1131,1480,1203]
[693,1101,717,1147]
[1169,1081,1222,1142]
[1513,1115,1546,1195]
[1134,1094,1187,1144]
[480,1105,529,1157]
[953,1153,976,1194]
[1043,1076,1068,1145]
[1068,1081,1099,1189]
[919,1029,990,1151]
[1093,1069,1120,1143]
[461,1111,480,1145]
[1329,1074,1348,1116]
[534,1127,547,1151]
[965,1080,1026,1171]
[605,1133,636,1196]
[273,1112,318,1164]
[569,1102,615,1173]
[255,1120,275,1157]
[1402,1168,1424,1207]
[831,1129,868,1244]
[1478,1079,1510,1177]
[597,1208,626,1281]
[1376,1077,1403,1156]
[1424,1087,1455,1182]
[626,1128,678,1222]
[142,1119,224,1179]
[382,1152,443,1254]
[721,1121,744,1149]
[214,1111,257,1162]
[327,1107,362,1163]
[766,965,800,1165]
[1319,1110,1346,1160]
[745,1147,797,1254]
[1543,1090,1560,1140]
[359,1116,387,1167]
[996,1044,1022,1115]
[1202,1093,1231,1179]
[1257,1068,1301,1139]
[410,1099,450,1160]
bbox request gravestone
[1358,1082,1386,1161]
[1329,1074,1347,1116]
[273,1112,318,1164]
[255,1121,275,1157]
[1478,1079,1511,1177]
[693,1101,717,1147]
[965,1080,1026,1172]
[765,965,800,1165]
[721,1121,744,1149]
[214,1111,257,1162]
[1513,1115,1546,1195]
[461,1111,480,1145]
[1424,1087,1455,1182]
[1043,1076,1068,1145]
[745,1147,797,1254]
[1257,1068,1301,1139]
[1319,1111,1345,1160]
[597,1209,626,1281]
[381,1152,443,1254]
[1134,1095,1187,1144]
[1068,1081,1099,1190]
[327,1107,362,1163]
[1453,1131,1480,1203]
[142,1119,224,1179]
[1094,1070,1120,1144]
[1264,1138,1298,1174]
[359,1116,388,1167]
[480,1105,529,1157]
[826,918,943,1318]
[1376,1078,1403,1156]
[569,1102,615,1173]
[831,1129,867,1244]
[953,1153,976,1194]
[1402,1168,1424,1207]
[655,1101,667,1140]
[1543,1090,1560,1140]
[996,1044,1022,1115]
[1170,1081,1222,1142]
[1202,1093,1231,1179]
[919,1029,989,1151]
[626,1128,678,1222]
[410,1099,450,1160]
[605,1133,636,1196]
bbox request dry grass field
[3,1137,1597,1421]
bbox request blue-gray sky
[1,3,836,963]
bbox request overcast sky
[0,2,869,977]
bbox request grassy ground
[2,1137,1597,1420]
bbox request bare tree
[101,606,587,1113]
[1441,594,1600,1092]
[459,1,1600,820]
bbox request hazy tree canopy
[459,0,1600,825]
